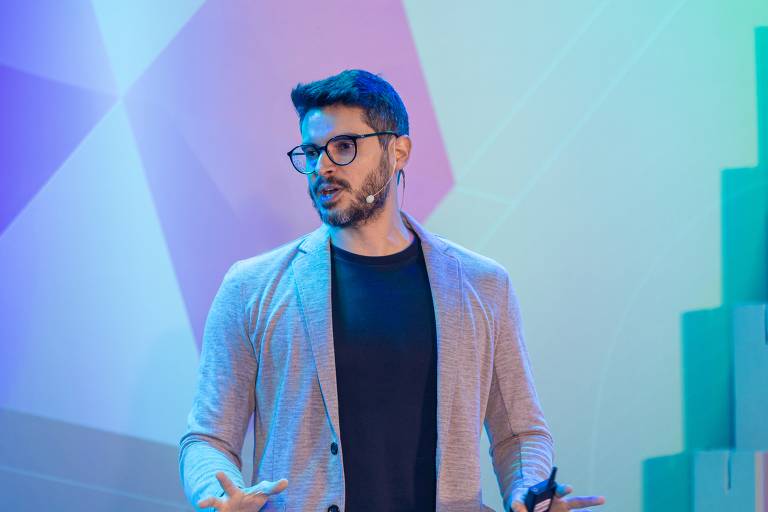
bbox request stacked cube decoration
[642,27,768,512]
[693,451,768,511]
[691,306,768,511]
[734,305,768,451]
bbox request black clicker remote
[522,466,558,512]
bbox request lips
[316,184,344,205]
[319,186,339,195]
[318,184,344,197]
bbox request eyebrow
[301,132,358,145]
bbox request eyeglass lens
[291,136,357,173]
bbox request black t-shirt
[331,232,437,512]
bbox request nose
[308,153,334,191]
[314,150,337,177]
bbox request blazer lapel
[291,224,342,438]
[401,211,462,483]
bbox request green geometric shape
[643,453,692,512]
[681,308,733,451]
[756,27,767,167]
[721,167,768,304]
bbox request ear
[393,135,412,170]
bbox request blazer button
[330,442,338,455]
[328,506,340,512]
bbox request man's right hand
[197,471,289,511]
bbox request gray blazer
[179,211,554,512]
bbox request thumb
[510,490,528,512]
[260,478,289,496]
[555,483,573,497]
[215,471,241,497]
[511,502,528,512]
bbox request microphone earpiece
[366,158,400,205]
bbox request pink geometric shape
[125,0,453,348]
[125,98,269,351]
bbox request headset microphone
[366,159,401,204]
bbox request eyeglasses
[287,131,399,174]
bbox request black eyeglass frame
[286,131,400,174]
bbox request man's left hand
[510,483,606,512]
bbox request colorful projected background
[1,1,767,511]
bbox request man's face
[301,105,394,228]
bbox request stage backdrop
[1,1,767,511]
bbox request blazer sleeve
[179,261,258,510]
[484,270,554,511]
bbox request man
[180,69,605,512]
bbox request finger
[259,478,289,496]
[215,471,241,497]
[564,495,606,509]
[555,483,574,497]
[510,500,528,512]
[197,496,223,509]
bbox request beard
[307,152,394,228]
